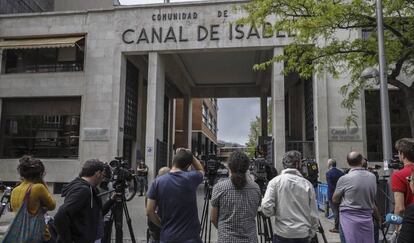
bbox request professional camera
[388,155,404,170]
[301,159,319,187]
[109,157,138,201]
[202,155,228,186]
[250,158,268,193]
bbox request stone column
[145,52,165,177]
[183,96,193,150]
[132,69,145,170]
[271,48,286,171]
[168,98,176,164]
[260,95,268,138]
[313,71,330,181]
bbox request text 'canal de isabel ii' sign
[121,9,293,45]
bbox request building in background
[217,141,247,161]
[0,0,53,14]
[0,0,411,191]
[175,98,218,157]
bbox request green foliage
[242,0,414,129]
[245,101,273,158]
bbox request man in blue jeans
[146,148,204,243]
[326,158,344,233]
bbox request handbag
[1,185,46,243]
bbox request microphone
[385,214,403,225]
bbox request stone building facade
[0,1,410,188]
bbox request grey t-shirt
[211,178,261,243]
[334,168,377,210]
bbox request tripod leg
[318,220,328,243]
[257,213,263,243]
[113,203,123,243]
[122,200,137,243]
[266,217,273,241]
[208,217,212,243]
[103,211,114,243]
[204,198,210,243]
[200,191,209,236]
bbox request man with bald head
[333,151,377,243]
[325,158,344,233]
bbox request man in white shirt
[261,150,319,243]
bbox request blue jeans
[273,234,310,243]
[137,176,148,194]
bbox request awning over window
[0,36,84,50]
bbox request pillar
[182,96,192,149]
[314,71,330,181]
[271,48,286,171]
[261,95,268,139]
[145,52,165,177]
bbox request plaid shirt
[211,178,261,243]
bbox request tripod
[312,220,328,243]
[99,190,136,243]
[200,180,213,243]
[257,211,273,243]
[255,178,274,243]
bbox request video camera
[301,159,319,187]
[108,157,137,200]
[250,157,268,193]
[202,155,228,186]
[388,155,404,170]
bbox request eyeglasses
[407,177,413,183]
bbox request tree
[245,101,273,158]
[242,0,414,136]
[246,116,261,158]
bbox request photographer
[146,148,204,243]
[54,159,117,243]
[392,138,414,217]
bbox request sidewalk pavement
[1,187,340,243]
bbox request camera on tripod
[388,155,404,170]
[202,155,228,186]
[300,158,319,187]
[250,158,268,192]
[108,157,138,201]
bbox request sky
[119,0,260,145]
[217,98,260,145]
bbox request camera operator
[146,148,204,243]
[392,138,414,217]
[54,159,118,243]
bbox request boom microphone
[385,214,403,225]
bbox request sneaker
[329,228,339,233]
